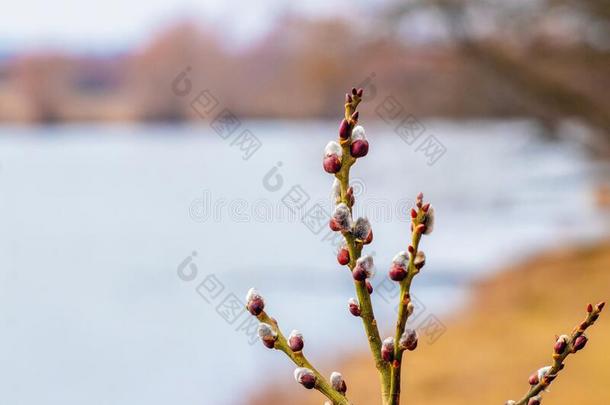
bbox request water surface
[0,121,608,405]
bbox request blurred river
[0,120,608,405]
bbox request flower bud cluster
[412,192,434,235]
[324,87,369,176]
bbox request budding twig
[389,195,432,405]
[332,89,392,402]
[249,300,351,405]
[508,301,605,405]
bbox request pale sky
[0,0,379,53]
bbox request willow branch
[508,301,605,405]
[255,310,351,405]
[389,198,431,405]
[335,92,391,400]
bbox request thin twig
[256,311,351,405]
[336,93,391,401]
[389,202,428,405]
[510,302,605,405]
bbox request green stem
[389,213,424,405]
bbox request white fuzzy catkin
[333,203,352,229]
[348,297,359,306]
[330,372,344,391]
[331,178,341,202]
[351,125,366,141]
[246,287,263,303]
[537,366,552,380]
[325,141,343,157]
[414,251,426,268]
[288,329,303,340]
[257,323,276,339]
[406,301,414,316]
[355,255,375,277]
[392,251,409,268]
[382,337,395,350]
[353,217,371,240]
[294,367,314,382]
[399,328,418,349]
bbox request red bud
[410,209,417,219]
[357,88,364,97]
[337,247,350,265]
[587,303,593,313]
[288,332,304,352]
[262,337,275,349]
[389,264,407,281]
[247,298,264,316]
[352,267,367,281]
[323,155,342,173]
[381,338,395,362]
[299,373,316,389]
[348,299,361,317]
[339,119,352,139]
[554,339,567,354]
[351,87,357,96]
[573,335,588,351]
[350,139,369,158]
[366,280,373,294]
[329,218,342,232]
[346,186,355,206]
[528,372,539,385]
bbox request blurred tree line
[0,1,607,146]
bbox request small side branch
[255,309,351,405]
[508,302,605,405]
[389,196,433,405]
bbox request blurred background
[0,1,609,404]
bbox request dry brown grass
[250,241,610,405]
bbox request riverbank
[251,240,610,404]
